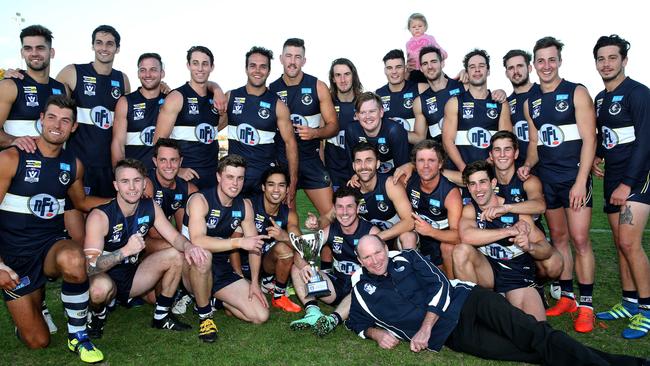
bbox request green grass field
[1,180,649,365]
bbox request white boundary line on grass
[590,228,650,233]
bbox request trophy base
[306,280,331,298]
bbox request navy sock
[154,295,174,320]
[274,281,287,299]
[622,290,638,304]
[559,279,575,299]
[578,283,593,308]
[197,304,213,320]
[331,312,342,326]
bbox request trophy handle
[316,229,325,253]
[289,232,304,258]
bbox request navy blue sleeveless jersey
[0,147,76,257]
[358,173,399,231]
[149,169,189,219]
[327,218,374,276]
[419,77,463,140]
[169,83,219,171]
[527,79,582,183]
[226,86,279,169]
[375,80,419,132]
[495,173,544,231]
[472,200,531,261]
[69,63,125,168]
[325,98,355,187]
[269,73,322,161]
[595,77,650,187]
[407,174,456,231]
[453,91,503,170]
[495,174,528,204]
[124,89,166,170]
[4,71,65,137]
[345,118,409,175]
[507,83,539,166]
[239,193,290,268]
[251,193,289,247]
[183,188,246,268]
[96,198,155,267]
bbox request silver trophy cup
[289,230,331,297]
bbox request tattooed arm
[84,209,145,275]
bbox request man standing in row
[111,53,166,170]
[56,25,130,198]
[519,37,597,333]
[221,46,298,200]
[154,46,221,189]
[592,34,650,339]
[270,38,338,214]
[325,58,363,190]
[503,49,538,167]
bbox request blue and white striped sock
[61,280,89,338]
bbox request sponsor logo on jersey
[90,106,113,129]
[601,126,619,149]
[514,120,529,142]
[538,124,564,147]
[380,95,391,111]
[258,101,271,119]
[24,86,39,107]
[187,97,199,115]
[207,209,220,229]
[301,88,313,105]
[462,102,474,119]
[608,102,622,116]
[531,98,542,119]
[28,193,59,219]
[389,117,410,131]
[486,102,498,119]
[83,76,96,96]
[171,194,183,210]
[468,127,491,148]
[232,97,245,115]
[140,126,155,146]
[555,94,569,112]
[428,198,441,215]
[111,80,122,99]
[410,190,421,208]
[237,123,260,145]
[195,123,215,144]
[426,96,438,115]
[133,102,146,121]
[24,160,42,183]
[402,92,414,109]
[276,90,287,104]
[509,99,516,115]
[59,162,71,185]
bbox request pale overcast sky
[1,0,648,96]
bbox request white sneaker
[550,283,561,300]
[172,294,193,315]
[261,276,275,294]
[42,303,58,334]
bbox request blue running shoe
[622,312,650,339]
[596,302,638,320]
